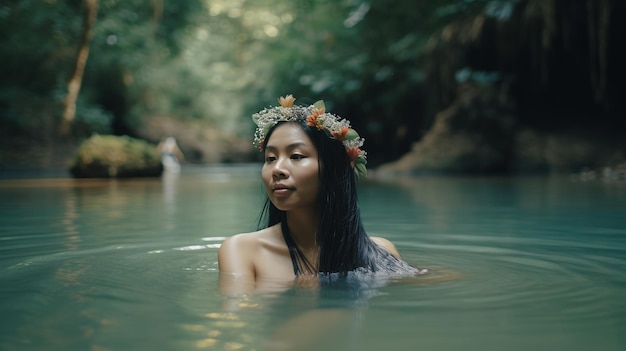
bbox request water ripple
[392,233,626,326]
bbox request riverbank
[2,133,624,182]
[0,136,76,169]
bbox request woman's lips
[272,185,293,196]
[273,188,292,196]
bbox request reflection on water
[0,166,625,351]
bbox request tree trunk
[587,0,611,106]
[152,0,163,29]
[60,0,98,137]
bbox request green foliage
[1,0,516,161]
[70,134,162,178]
[251,0,461,162]
[0,0,81,137]
[73,103,114,136]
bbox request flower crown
[252,95,367,178]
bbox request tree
[61,0,98,137]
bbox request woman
[218,95,425,293]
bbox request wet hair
[258,121,417,276]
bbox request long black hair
[258,120,417,276]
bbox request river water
[0,165,625,351]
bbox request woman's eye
[291,154,304,160]
[265,156,276,162]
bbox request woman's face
[261,123,320,213]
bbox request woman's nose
[272,158,289,178]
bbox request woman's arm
[218,234,256,296]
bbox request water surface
[1,165,625,350]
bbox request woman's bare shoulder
[219,225,282,256]
[370,236,402,258]
[225,224,280,242]
[223,230,261,243]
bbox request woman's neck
[285,208,319,250]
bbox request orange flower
[347,147,361,162]
[278,94,295,108]
[311,107,325,117]
[331,126,349,141]
[306,114,317,127]
[305,107,325,129]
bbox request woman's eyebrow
[265,142,308,151]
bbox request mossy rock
[70,135,163,178]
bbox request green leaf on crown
[355,162,367,178]
[313,100,326,110]
[355,156,366,165]
[345,128,359,141]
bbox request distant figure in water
[157,137,184,174]
[218,95,427,294]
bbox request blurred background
[1,0,624,176]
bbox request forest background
[1,0,624,176]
